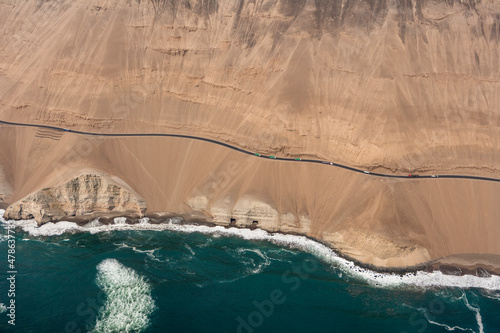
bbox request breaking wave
[1,209,500,291]
[90,259,156,333]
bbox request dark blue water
[1,219,499,333]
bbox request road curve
[1,119,499,183]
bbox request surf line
[3,210,500,292]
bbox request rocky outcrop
[0,165,12,209]
[188,195,311,234]
[4,174,146,224]
[1,0,500,269]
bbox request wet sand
[36,213,500,278]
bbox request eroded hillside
[1,0,500,268]
[1,0,499,172]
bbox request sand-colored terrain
[1,0,500,269]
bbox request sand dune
[1,0,500,269]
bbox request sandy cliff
[3,173,146,222]
[0,0,500,269]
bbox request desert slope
[0,0,500,268]
[2,124,500,269]
[1,0,499,172]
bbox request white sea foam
[113,242,160,262]
[235,248,271,274]
[480,289,500,302]
[463,293,484,333]
[264,249,295,264]
[0,303,6,314]
[2,210,500,291]
[184,243,195,256]
[90,259,156,333]
[196,238,213,248]
[415,291,484,333]
[112,242,130,250]
[113,217,127,225]
[12,220,81,237]
[85,218,103,228]
[423,311,475,332]
[196,247,273,287]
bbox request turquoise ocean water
[0,210,499,333]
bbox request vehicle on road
[364,171,370,174]
[408,174,420,178]
[431,175,438,178]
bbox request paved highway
[1,119,499,183]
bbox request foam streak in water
[462,293,484,333]
[2,209,500,291]
[480,289,500,302]
[402,303,475,333]
[235,248,271,274]
[90,259,156,333]
[423,314,475,332]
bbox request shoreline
[6,211,500,279]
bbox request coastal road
[1,119,499,183]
